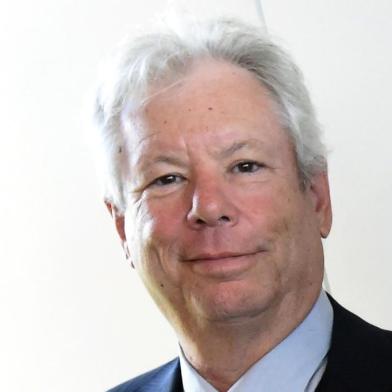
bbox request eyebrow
[137,138,266,171]
[219,139,265,159]
[138,155,188,172]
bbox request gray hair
[92,17,327,213]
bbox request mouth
[182,249,266,278]
[185,250,263,263]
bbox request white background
[1,1,391,391]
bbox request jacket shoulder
[318,295,392,391]
[329,294,392,357]
[107,358,181,392]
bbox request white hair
[92,17,327,213]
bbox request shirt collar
[179,289,333,392]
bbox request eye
[150,174,185,187]
[232,161,264,173]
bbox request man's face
[117,60,332,329]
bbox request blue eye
[233,161,263,173]
[151,174,184,186]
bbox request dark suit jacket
[108,296,392,392]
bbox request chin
[191,279,280,323]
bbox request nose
[186,177,238,229]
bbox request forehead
[124,59,290,159]
[144,59,280,125]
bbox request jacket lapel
[143,358,183,392]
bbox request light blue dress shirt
[179,290,333,392]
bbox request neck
[178,289,321,392]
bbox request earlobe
[309,172,333,239]
[104,200,134,267]
[105,200,127,242]
[123,242,135,269]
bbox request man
[93,17,392,392]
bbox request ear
[104,200,132,262]
[307,172,333,238]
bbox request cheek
[144,199,185,243]
[125,197,185,264]
[240,184,305,253]
[126,199,190,299]
[240,184,293,223]
[254,190,317,283]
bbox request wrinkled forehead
[125,59,284,134]
[121,58,284,127]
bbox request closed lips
[185,250,264,262]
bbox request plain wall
[0,1,391,390]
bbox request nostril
[219,215,230,222]
[193,215,230,226]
